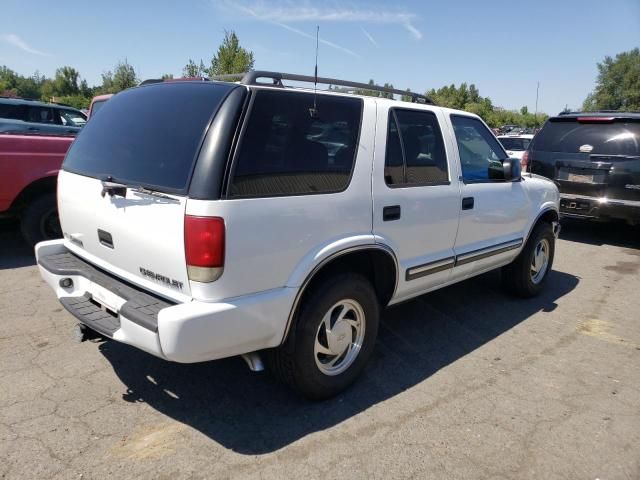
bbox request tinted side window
[384,109,448,186]
[230,90,362,198]
[0,103,25,120]
[451,115,507,182]
[26,106,55,124]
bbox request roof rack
[210,70,435,105]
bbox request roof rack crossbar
[210,70,434,105]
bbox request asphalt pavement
[0,219,639,479]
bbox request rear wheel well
[284,247,397,344]
[11,176,57,213]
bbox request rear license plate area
[560,198,592,212]
[557,168,605,184]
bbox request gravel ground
[0,219,639,480]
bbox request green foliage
[582,48,640,111]
[354,79,395,98]
[99,59,138,94]
[208,31,254,76]
[54,95,91,110]
[426,83,546,127]
[183,59,206,77]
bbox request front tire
[502,222,555,298]
[268,273,380,400]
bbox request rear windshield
[498,137,530,151]
[63,82,234,192]
[532,119,640,156]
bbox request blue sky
[1,0,638,114]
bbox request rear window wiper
[100,180,178,202]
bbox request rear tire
[20,194,61,247]
[268,273,380,400]
[502,222,555,298]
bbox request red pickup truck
[0,132,75,245]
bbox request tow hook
[73,323,102,343]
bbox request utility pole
[535,81,540,126]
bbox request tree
[208,31,254,76]
[52,66,80,96]
[100,59,138,94]
[583,48,640,111]
[520,106,528,115]
[183,59,206,77]
[161,73,174,80]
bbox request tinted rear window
[498,137,531,151]
[63,82,234,192]
[532,119,640,155]
[229,90,362,198]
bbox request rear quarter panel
[0,133,74,212]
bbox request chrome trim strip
[280,244,399,346]
[405,257,455,281]
[455,238,523,267]
[561,194,640,208]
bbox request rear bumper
[560,194,640,224]
[35,240,296,363]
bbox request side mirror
[503,157,522,181]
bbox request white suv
[36,72,560,399]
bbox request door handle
[383,205,401,221]
[462,197,474,210]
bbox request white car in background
[497,134,534,169]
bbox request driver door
[447,115,530,281]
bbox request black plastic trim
[188,86,249,199]
[39,250,173,333]
[405,257,455,281]
[454,239,523,267]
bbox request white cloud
[1,33,50,56]
[361,28,378,47]
[229,2,422,39]
[229,1,361,58]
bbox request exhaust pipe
[241,352,264,372]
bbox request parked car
[0,97,86,135]
[0,132,75,244]
[35,72,560,399]
[527,112,640,225]
[87,94,113,119]
[497,134,534,169]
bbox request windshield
[63,82,234,192]
[532,119,640,155]
[499,137,531,151]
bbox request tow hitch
[73,323,103,343]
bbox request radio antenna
[309,25,319,118]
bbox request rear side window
[451,115,508,182]
[26,106,55,124]
[229,90,362,198]
[532,119,640,156]
[384,109,448,186]
[0,103,25,120]
[63,82,234,192]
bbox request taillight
[184,215,225,283]
[521,150,530,171]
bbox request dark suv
[527,112,640,225]
[0,97,87,135]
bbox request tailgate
[58,170,190,301]
[55,81,238,302]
